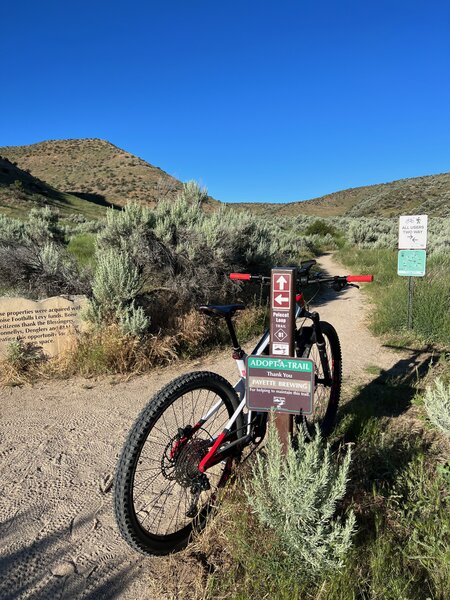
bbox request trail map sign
[246,356,314,414]
[397,250,426,277]
[398,215,428,249]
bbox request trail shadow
[68,192,121,210]
[333,350,436,534]
[0,507,145,600]
[338,349,434,439]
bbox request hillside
[231,172,450,217]
[0,139,190,211]
[0,156,111,220]
[1,139,449,220]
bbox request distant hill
[230,172,450,218]
[0,139,188,210]
[1,139,448,221]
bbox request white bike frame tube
[201,398,224,421]
[200,303,304,439]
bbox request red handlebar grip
[347,275,374,282]
[229,273,251,280]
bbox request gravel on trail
[0,254,417,599]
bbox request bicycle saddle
[198,304,246,318]
[299,259,316,273]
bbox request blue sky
[2,1,450,203]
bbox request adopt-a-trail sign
[246,355,314,415]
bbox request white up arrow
[275,294,289,305]
[276,275,287,290]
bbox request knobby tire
[114,371,242,555]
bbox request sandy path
[0,253,414,599]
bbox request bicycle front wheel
[296,321,342,438]
[114,371,242,555]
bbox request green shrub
[245,422,355,580]
[304,219,339,238]
[423,378,450,436]
[92,249,144,308]
[0,213,26,243]
[90,249,146,330]
[26,206,65,245]
[1,338,45,385]
[118,302,150,337]
[5,338,44,372]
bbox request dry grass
[0,305,266,385]
[47,324,178,378]
[0,360,41,386]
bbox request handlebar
[229,272,374,286]
[346,275,374,283]
[229,273,252,281]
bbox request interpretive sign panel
[0,296,87,358]
[397,250,426,277]
[270,267,296,356]
[246,355,314,415]
[398,215,428,249]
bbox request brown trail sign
[246,268,316,452]
[270,268,296,449]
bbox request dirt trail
[0,254,419,599]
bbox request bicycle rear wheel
[296,321,342,437]
[114,371,243,555]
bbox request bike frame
[196,296,326,474]
[189,268,373,476]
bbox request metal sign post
[270,267,296,451]
[398,216,428,330]
[407,277,414,330]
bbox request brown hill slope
[0,138,187,209]
[231,172,450,217]
[0,156,111,220]
[2,139,448,218]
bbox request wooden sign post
[270,267,297,451]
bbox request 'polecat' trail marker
[270,268,296,357]
[247,267,300,450]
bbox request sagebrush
[245,422,355,580]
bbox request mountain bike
[114,260,373,555]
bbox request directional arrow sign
[399,215,428,249]
[275,275,288,290]
[275,293,289,306]
[270,267,297,452]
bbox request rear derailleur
[186,473,210,518]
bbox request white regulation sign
[398,215,428,250]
